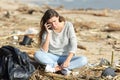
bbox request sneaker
[61,68,71,75]
[71,71,79,76]
[45,65,55,73]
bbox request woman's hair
[38,9,65,46]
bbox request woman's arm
[68,22,77,55]
[41,33,50,52]
[41,23,51,52]
[61,22,77,68]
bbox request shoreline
[20,0,120,10]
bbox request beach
[0,0,120,79]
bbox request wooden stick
[0,34,24,40]
[0,34,36,40]
[111,51,114,67]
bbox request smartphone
[46,23,52,30]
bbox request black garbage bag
[101,67,116,77]
[0,45,35,80]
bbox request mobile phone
[47,23,52,30]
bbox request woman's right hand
[41,23,51,52]
[44,23,52,33]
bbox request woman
[34,9,87,75]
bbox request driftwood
[77,44,87,50]
[112,45,120,51]
[29,69,75,80]
[111,51,114,67]
[103,23,120,32]
[0,34,24,40]
[0,34,36,40]
[45,73,77,80]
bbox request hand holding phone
[45,23,52,30]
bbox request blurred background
[21,0,120,9]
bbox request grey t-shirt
[41,21,77,56]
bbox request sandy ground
[0,0,120,79]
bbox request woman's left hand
[61,53,74,68]
[61,60,70,68]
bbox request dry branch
[103,23,120,32]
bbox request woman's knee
[34,50,42,57]
[34,50,44,61]
[79,56,88,65]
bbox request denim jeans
[34,50,88,70]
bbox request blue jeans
[34,50,88,70]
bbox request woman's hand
[41,23,52,52]
[44,23,52,33]
[61,60,70,68]
[61,53,74,68]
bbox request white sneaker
[45,65,55,73]
[72,71,79,76]
[61,68,71,75]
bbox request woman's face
[47,16,59,30]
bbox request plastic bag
[0,45,35,80]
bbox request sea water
[21,0,120,9]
